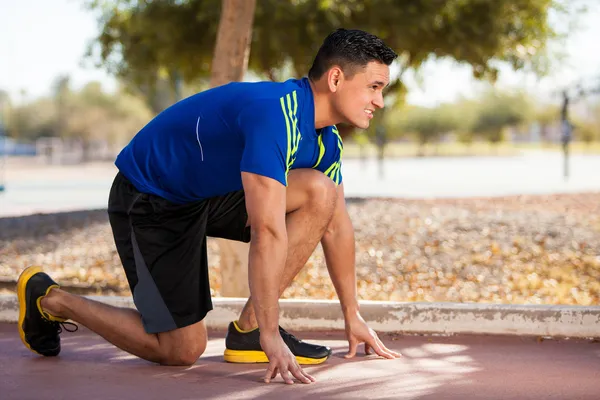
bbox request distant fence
[35,138,117,164]
[0,137,36,156]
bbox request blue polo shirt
[115,77,343,204]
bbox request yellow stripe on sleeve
[312,134,325,168]
[286,91,301,158]
[331,162,340,181]
[292,91,301,152]
[332,125,344,158]
[324,161,337,177]
[279,96,292,183]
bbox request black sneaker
[224,320,332,364]
[17,266,77,356]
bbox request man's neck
[308,78,339,129]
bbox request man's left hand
[344,312,402,359]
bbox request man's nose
[373,92,384,109]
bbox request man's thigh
[205,190,251,242]
[203,170,336,236]
[108,173,214,334]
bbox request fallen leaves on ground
[1,193,599,305]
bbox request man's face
[331,61,390,129]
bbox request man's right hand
[260,332,316,384]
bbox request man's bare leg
[237,169,337,330]
[39,288,207,366]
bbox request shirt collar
[298,77,317,140]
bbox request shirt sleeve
[313,125,344,185]
[238,95,301,186]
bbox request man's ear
[327,67,343,93]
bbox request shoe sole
[223,349,328,365]
[17,266,45,356]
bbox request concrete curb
[1,294,599,338]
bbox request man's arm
[242,171,287,338]
[241,171,314,384]
[320,183,359,317]
[321,183,401,359]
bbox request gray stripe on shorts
[130,230,177,334]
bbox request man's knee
[159,337,207,366]
[309,174,337,220]
[296,169,337,207]
[157,322,208,366]
[286,169,338,219]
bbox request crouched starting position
[17,28,401,385]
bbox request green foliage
[574,122,598,144]
[574,103,600,144]
[391,103,459,149]
[84,0,221,112]
[450,98,479,145]
[455,129,475,146]
[84,0,576,101]
[8,99,56,141]
[6,77,153,146]
[0,90,11,129]
[532,102,560,143]
[471,90,533,144]
[535,103,560,125]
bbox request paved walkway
[1,323,598,399]
[2,152,600,217]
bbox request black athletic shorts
[107,172,251,334]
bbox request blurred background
[1,0,599,306]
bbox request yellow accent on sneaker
[17,266,42,354]
[17,266,66,356]
[232,320,258,334]
[223,349,328,365]
[35,285,66,322]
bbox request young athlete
[17,28,402,385]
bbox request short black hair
[308,29,398,80]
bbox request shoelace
[44,318,79,333]
[58,321,79,333]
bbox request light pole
[558,78,600,181]
[0,97,5,193]
[560,90,572,180]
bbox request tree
[6,79,152,160]
[534,103,560,144]
[210,0,256,87]
[82,0,583,295]
[451,98,479,148]
[209,0,257,298]
[7,99,57,141]
[573,102,600,145]
[573,120,598,145]
[0,90,11,131]
[63,82,153,158]
[84,0,581,104]
[53,75,71,137]
[396,104,459,156]
[472,90,533,146]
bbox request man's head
[308,29,398,129]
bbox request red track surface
[1,323,598,399]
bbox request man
[17,28,401,385]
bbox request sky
[1,0,599,107]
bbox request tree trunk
[210,0,256,88]
[218,239,251,298]
[210,0,256,298]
